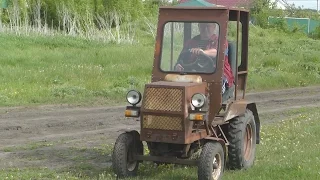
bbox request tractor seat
[222,40,237,103]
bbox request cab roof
[164,0,249,12]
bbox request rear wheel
[198,141,225,180]
[112,132,143,178]
[227,109,257,170]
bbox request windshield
[160,21,220,74]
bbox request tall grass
[248,26,320,91]
[0,1,136,44]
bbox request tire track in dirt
[0,86,319,147]
[246,86,320,124]
[0,86,318,171]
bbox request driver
[174,23,234,94]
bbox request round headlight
[126,90,142,105]
[191,93,206,108]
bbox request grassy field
[248,27,320,90]
[1,25,320,107]
[0,107,318,179]
[0,34,154,106]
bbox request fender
[124,130,141,141]
[224,100,261,144]
[124,130,144,162]
[246,103,261,144]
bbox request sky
[268,0,318,10]
[287,0,319,10]
[169,0,319,10]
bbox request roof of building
[179,0,252,8]
[175,0,216,7]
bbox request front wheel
[112,132,143,178]
[198,141,225,180]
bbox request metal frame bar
[134,155,198,166]
[170,22,174,70]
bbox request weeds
[0,1,136,44]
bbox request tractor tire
[227,109,257,170]
[112,132,143,178]
[198,141,225,180]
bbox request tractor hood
[139,80,207,144]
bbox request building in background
[178,0,252,8]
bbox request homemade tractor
[112,0,260,179]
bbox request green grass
[248,27,320,90]
[1,25,320,107]
[0,34,154,106]
[0,107,318,179]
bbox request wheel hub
[211,154,222,180]
[244,123,253,161]
[127,149,137,171]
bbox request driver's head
[198,23,216,40]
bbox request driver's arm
[190,47,217,57]
[203,48,217,57]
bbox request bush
[250,0,275,28]
[310,25,320,39]
[267,17,289,32]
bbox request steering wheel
[176,49,216,72]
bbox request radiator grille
[143,87,183,112]
[142,115,183,131]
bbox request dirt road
[0,86,319,174]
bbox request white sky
[270,0,319,10]
[288,0,319,9]
[168,0,319,10]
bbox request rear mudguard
[224,100,261,144]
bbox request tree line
[1,0,319,37]
[0,0,177,29]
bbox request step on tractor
[111,0,261,179]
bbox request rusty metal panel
[140,129,185,144]
[143,87,183,112]
[142,115,183,131]
[224,99,248,121]
[236,73,246,99]
[207,82,222,125]
[140,128,208,144]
